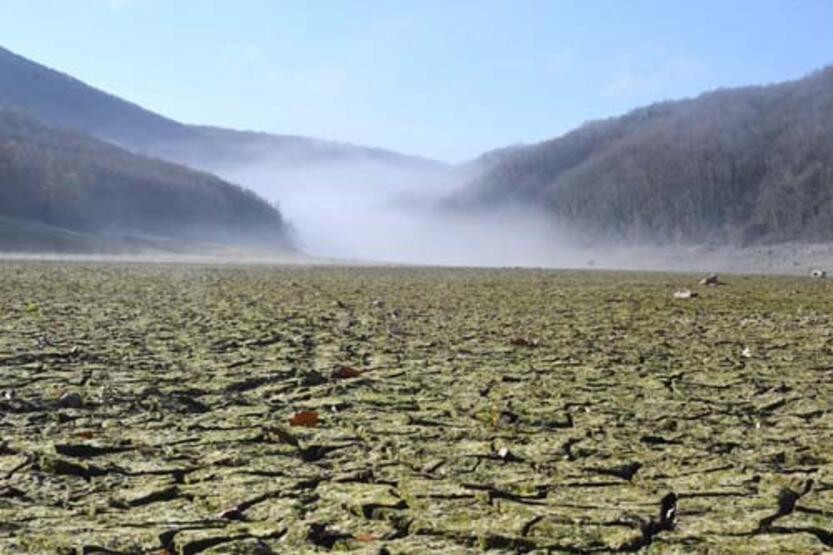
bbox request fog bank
[210,159,588,267]
[181,156,833,274]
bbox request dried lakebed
[1,262,832,553]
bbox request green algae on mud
[0,261,832,553]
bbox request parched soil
[1,262,832,553]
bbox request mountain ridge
[0,45,445,172]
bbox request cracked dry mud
[1,261,832,553]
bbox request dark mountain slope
[0,108,288,250]
[457,67,833,244]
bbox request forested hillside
[458,67,833,244]
[0,109,289,249]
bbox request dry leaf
[510,337,538,348]
[333,366,362,379]
[290,411,320,427]
[354,533,379,543]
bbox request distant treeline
[460,67,833,245]
[0,109,289,247]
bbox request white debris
[673,289,698,299]
[741,347,752,358]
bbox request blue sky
[1,0,831,161]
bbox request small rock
[699,273,722,286]
[300,370,326,387]
[57,392,83,409]
[659,492,678,530]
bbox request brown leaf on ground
[332,366,362,379]
[290,411,320,427]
